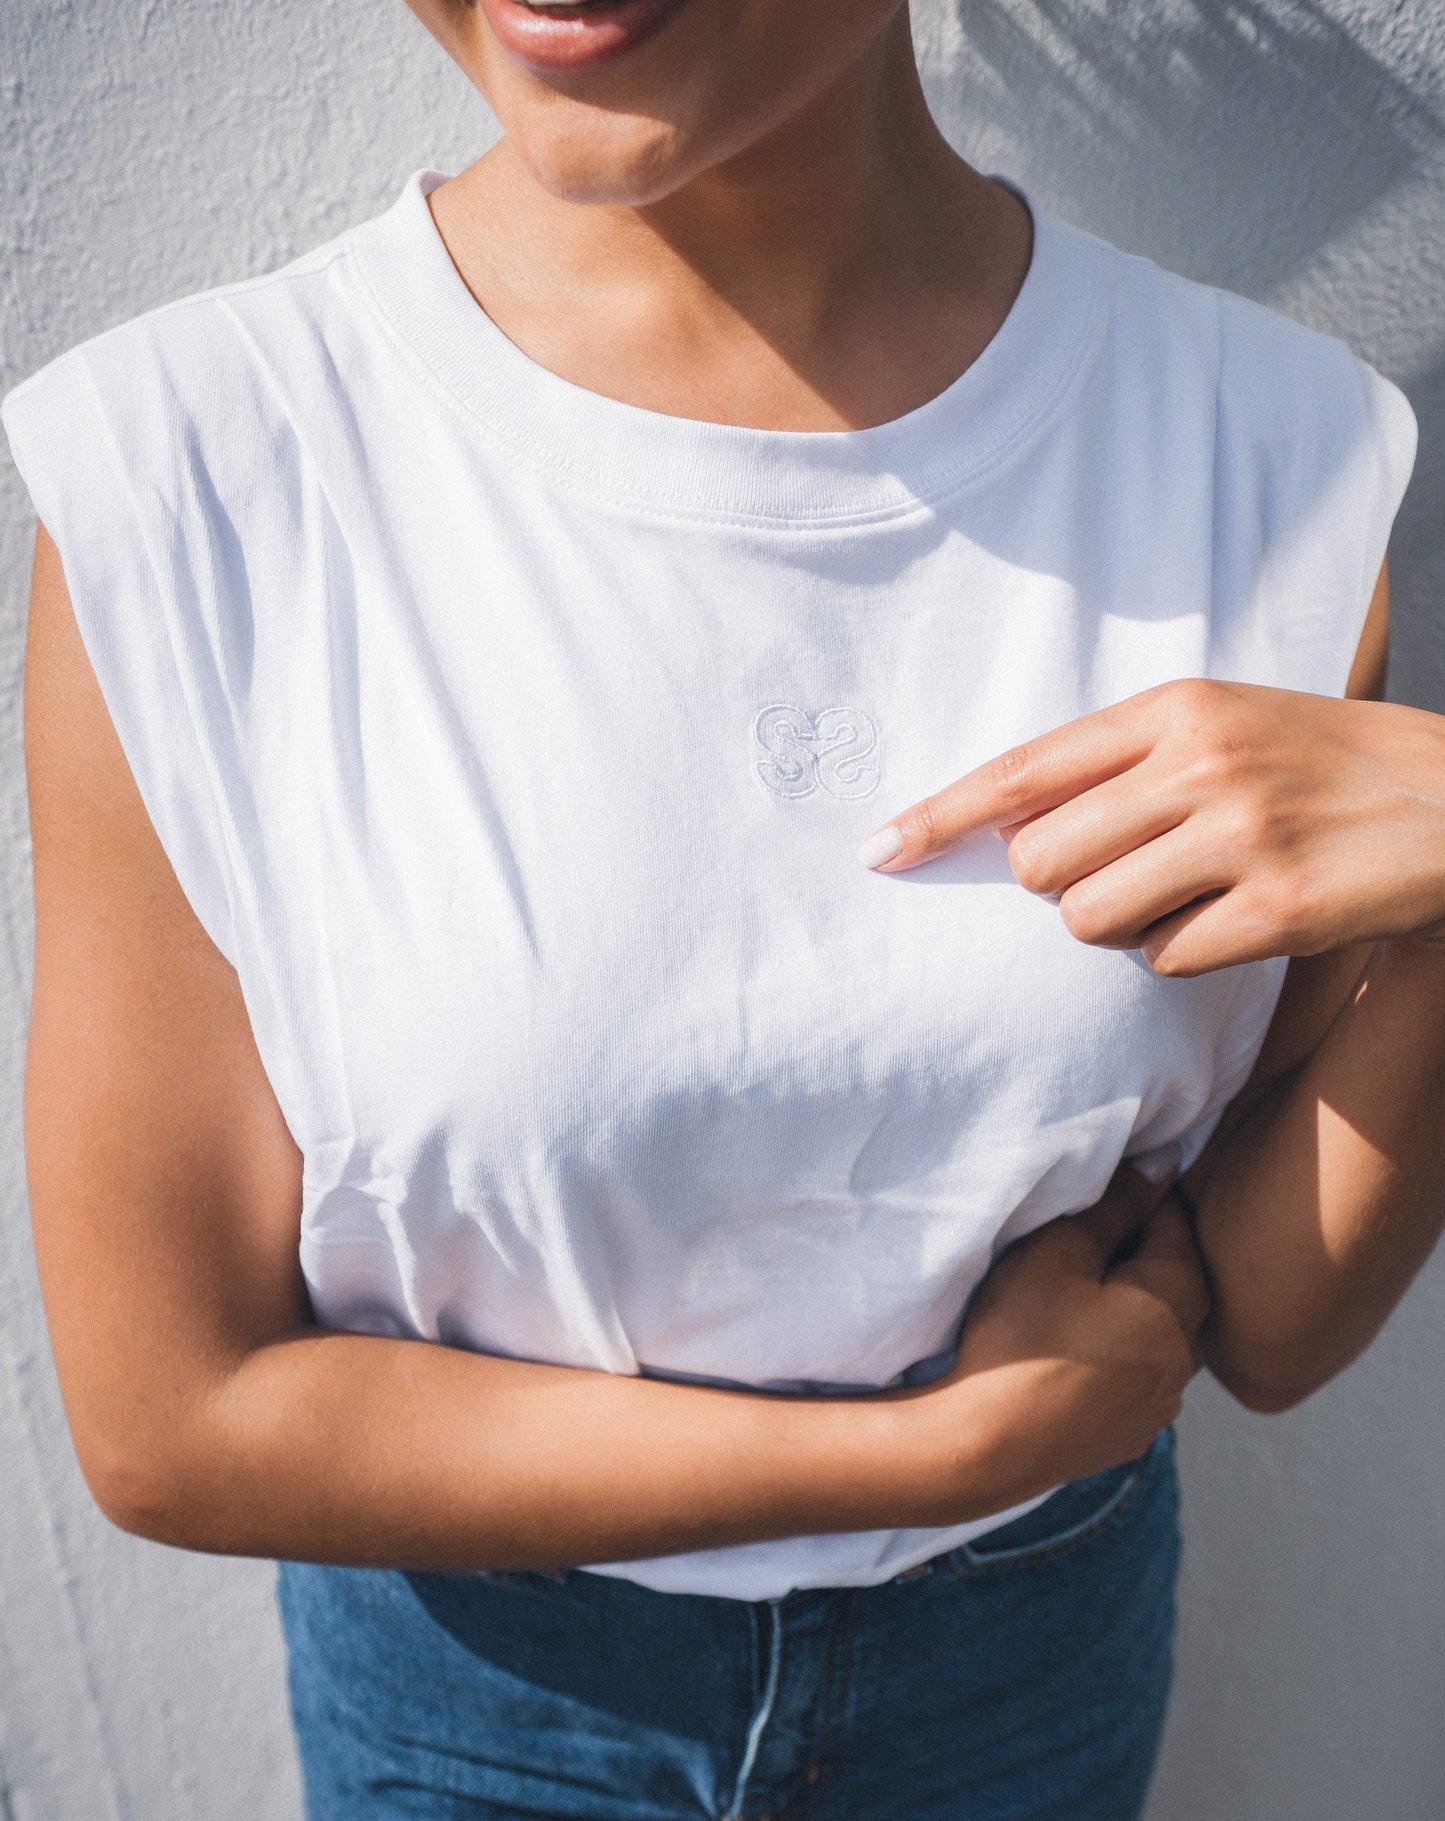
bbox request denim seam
[727,1600,783,1819]
[810,1589,857,1805]
[943,1458,1152,1581]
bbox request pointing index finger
[858,701,1157,873]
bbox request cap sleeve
[3,328,242,966]
[1206,294,1418,701]
[1357,358,1419,631]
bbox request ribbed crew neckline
[352,170,1107,527]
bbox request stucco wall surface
[0,3,1442,1816]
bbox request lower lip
[479,0,691,71]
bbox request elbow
[67,1360,288,1554]
[1216,1372,1317,1416]
[73,1420,224,1550]
[1201,1330,1335,1416]
[79,1439,191,1542]
[56,1342,278,1551]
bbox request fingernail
[858,826,903,870]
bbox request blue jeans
[279,1429,1179,1821]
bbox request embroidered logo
[752,704,881,801]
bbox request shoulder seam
[4,241,360,407]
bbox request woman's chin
[501,106,700,207]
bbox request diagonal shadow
[920,0,1444,296]
[1381,344,1445,712]
[919,0,1445,717]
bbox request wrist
[876,1368,1043,1527]
[767,1378,994,1533]
[808,1391,979,1530]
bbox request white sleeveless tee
[3,173,1416,1599]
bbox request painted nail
[857,826,904,870]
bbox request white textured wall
[1,3,1442,1816]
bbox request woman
[6,1,1445,1816]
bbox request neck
[429,16,1032,430]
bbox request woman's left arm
[1173,560,1445,1409]
[870,559,1445,1411]
[1180,928,1445,1411]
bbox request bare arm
[871,563,1445,1411]
[24,526,1203,1568]
[1180,571,1445,1407]
[1183,928,1445,1411]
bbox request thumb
[1071,1163,1173,1268]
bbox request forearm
[113,1327,998,1568]
[1189,937,1445,1410]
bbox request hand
[905,1165,1210,1519]
[860,680,1445,976]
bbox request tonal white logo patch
[752,704,881,801]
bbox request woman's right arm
[25,525,1201,1570]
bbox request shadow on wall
[917,0,1445,719]
[1388,347,1445,710]
[919,0,1443,293]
